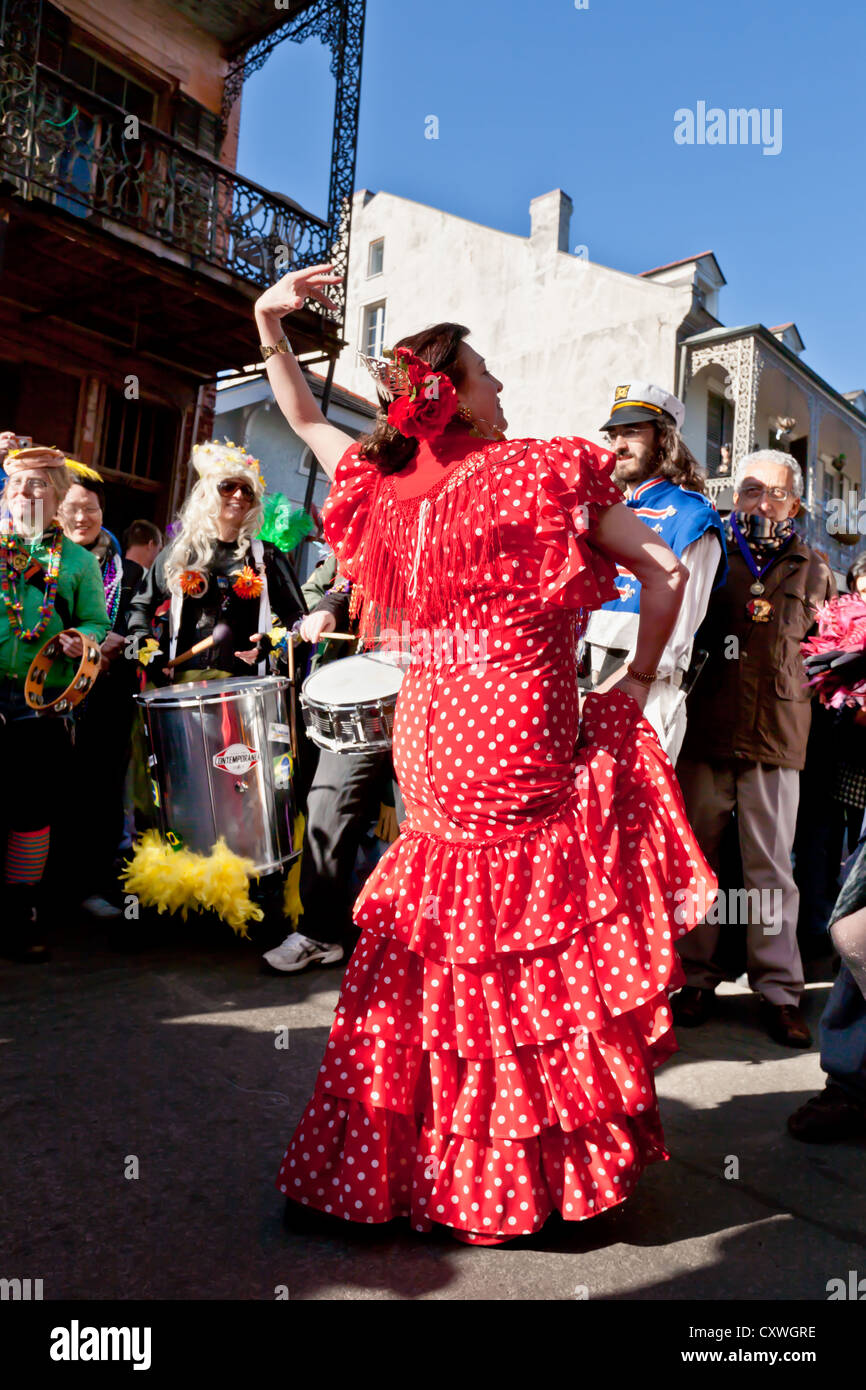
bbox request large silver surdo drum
[136,676,298,874]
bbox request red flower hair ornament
[379,348,461,441]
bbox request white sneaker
[262,932,344,973]
[81,895,122,920]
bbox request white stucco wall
[336,190,697,447]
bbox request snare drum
[300,654,405,754]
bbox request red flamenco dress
[277,427,716,1242]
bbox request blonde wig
[163,466,265,596]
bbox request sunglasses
[217,479,255,501]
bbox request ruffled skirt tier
[277,692,716,1238]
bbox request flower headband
[191,439,266,494]
[358,347,460,442]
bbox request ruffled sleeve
[321,443,386,584]
[535,435,623,609]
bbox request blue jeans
[820,965,866,1104]
[819,825,866,1103]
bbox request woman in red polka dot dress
[254,266,717,1245]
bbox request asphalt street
[2,912,864,1302]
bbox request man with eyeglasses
[672,449,836,1048]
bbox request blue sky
[237,0,865,394]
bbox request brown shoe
[671,986,716,1026]
[788,1083,866,1142]
[758,997,812,1048]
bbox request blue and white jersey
[585,474,727,677]
[603,475,727,616]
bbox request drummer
[0,446,109,962]
[126,440,307,681]
[263,553,407,974]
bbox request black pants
[0,686,72,927]
[0,688,72,835]
[299,748,405,948]
[65,670,137,898]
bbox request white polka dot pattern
[277,436,717,1242]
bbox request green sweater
[0,532,110,689]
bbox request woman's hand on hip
[610,673,651,710]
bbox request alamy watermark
[674,885,782,935]
[378,622,490,671]
[674,102,782,157]
[826,495,866,536]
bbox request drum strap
[168,538,271,672]
[169,587,183,662]
[250,538,269,677]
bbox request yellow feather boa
[121,832,264,937]
[282,812,305,926]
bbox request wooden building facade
[0,0,365,535]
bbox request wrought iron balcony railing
[0,63,333,299]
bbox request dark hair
[603,418,708,494]
[123,518,162,552]
[358,323,470,474]
[73,475,106,509]
[653,420,708,493]
[846,552,866,593]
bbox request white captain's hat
[601,382,685,433]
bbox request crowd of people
[2,260,865,1247]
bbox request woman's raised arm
[253,265,356,482]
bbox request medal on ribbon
[729,514,778,623]
[745,597,774,622]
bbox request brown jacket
[680,532,836,770]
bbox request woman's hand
[254,263,343,326]
[610,673,651,711]
[235,633,266,666]
[250,265,352,483]
[58,631,84,660]
[101,632,126,664]
[299,610,337,644]
[0,429,19,463]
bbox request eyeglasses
[62,505,102,519]
[217,479,255,501]
[738,483,793,502]
[8,478,52,494]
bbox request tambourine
[24,628,102,714]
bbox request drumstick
[165,634,215,671]
[165,621,233,671]
[320,632,358,642]
[287,631,298,760]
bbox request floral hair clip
[358,347,460,441]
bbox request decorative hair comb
[357,349,413,402]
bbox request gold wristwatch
[260,335,291,361]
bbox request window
[174,96,222,160]
[823,464,844,509]
[706,391,733,475]
[362,302,386,358]
[58,43,156,121]
[367,238,384,276]
[101,389,179,482]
